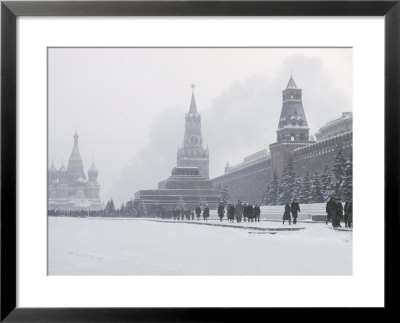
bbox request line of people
[163,201,261,223]
[326,197,353,228]
[167,206,211,221]
[224,201,261,223]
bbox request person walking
[191,210,195,221]
[228,203,235,223]
[247,203,254,222]
[282,202,291,225]
[195,206,201,221]
[344,198,353,228]
[326,197,336,225]
[217,202,225,222]
[203,205,210,221]
[243,203,248,222]
[235,200,243,223]
[254,204,261,222]
[345,198,353,228]
[185,209,191,221]
[291,199,300,224]
[333,197,344,228]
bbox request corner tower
[177,86,209,179]
[269,74,314,175]
[277,74,310,142]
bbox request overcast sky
[48,47,352,206]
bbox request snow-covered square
[47,48,353,276]
[48,211,352,275]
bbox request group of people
[326,197,353,228]
[282,199,301,225]
[48,209,101,218]
[161,201,261,223]
[282,197,353,228]
[167,206,211,221]
[224,201,261,223]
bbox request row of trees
[104,198,140,217]
[264,147,352,205]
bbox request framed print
[1,0,399,321]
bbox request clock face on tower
[189,135,200,146]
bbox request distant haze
[48,48,352,206]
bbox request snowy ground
[48,214,352,275]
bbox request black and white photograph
[47,47,353,275]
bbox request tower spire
[286,73,297,89]
[67,130,86,179]
[69,131,82,161]
[189,84,197,114]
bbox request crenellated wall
[212,131,352,203]
[293,131,352,177]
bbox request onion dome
[48,161,57,172]
[88,161,99,176]
[59,162,67,172]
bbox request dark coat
[291,202,300,216]
[283,204,291,220]
[195,207,201,216]
[345,201,352,216]
[243,205,248,217]
[203,207,210,217]
[217,205,225,216]
[228,205,235,219]
[336,202,343,217]
[235,203,243,218]
[254,206,261,217]
[326,200,336,216]
[247,205,254,218]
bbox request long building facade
[213,75,352,203]
[48,132,103,210]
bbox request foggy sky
[48,48,352,206]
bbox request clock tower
[177,86,209,179]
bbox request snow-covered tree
[125,199,137,217]
[299,171,312,204]
[311,172,325,203]
[263,183,270,205]
[105,198,116,216]
[293,175,302,201]
[277,156,297,204]
[320,164,332,200]
[120,203,126,216]
[265,172,279,205]
[340,154,353,200]
[329,146,347,197]
[217,184,230,206]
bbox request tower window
[290,135,295,141]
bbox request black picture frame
[1,1,399,321]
